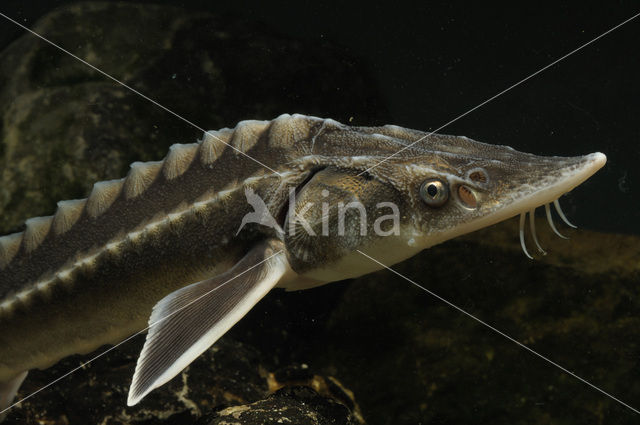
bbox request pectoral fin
[0,371,28,422]
[127,239,290,406]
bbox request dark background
[1,1,638,235]
[1,2,639,424]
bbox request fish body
[0,114,606,409]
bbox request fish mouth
[508,152,607,215]
[511,152,606,258]
[428,152,607,252]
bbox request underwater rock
[8,337,361,424]
[0,1,386,235]
[204,363,363,425]
[206,386,359,425]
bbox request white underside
[296,230,424,285]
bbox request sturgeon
[0,114,606,413]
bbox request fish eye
[419,178,449,207]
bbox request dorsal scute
[125,161,163,199]
[268,113,318,149]
[163,143,199,180]
[53,199,87,235]
[231,120,270,153]
[86,178,125,218]
[0,232,23,269]
[23,215,54,253]
[322,118,345,130]
[199,128,233,165]
[379,124,425,141]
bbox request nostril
[467,168,489,184]
[458,185,477,208]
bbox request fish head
[292,131,606,282]
[376,134,607,249]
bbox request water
[0,1,638,424]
